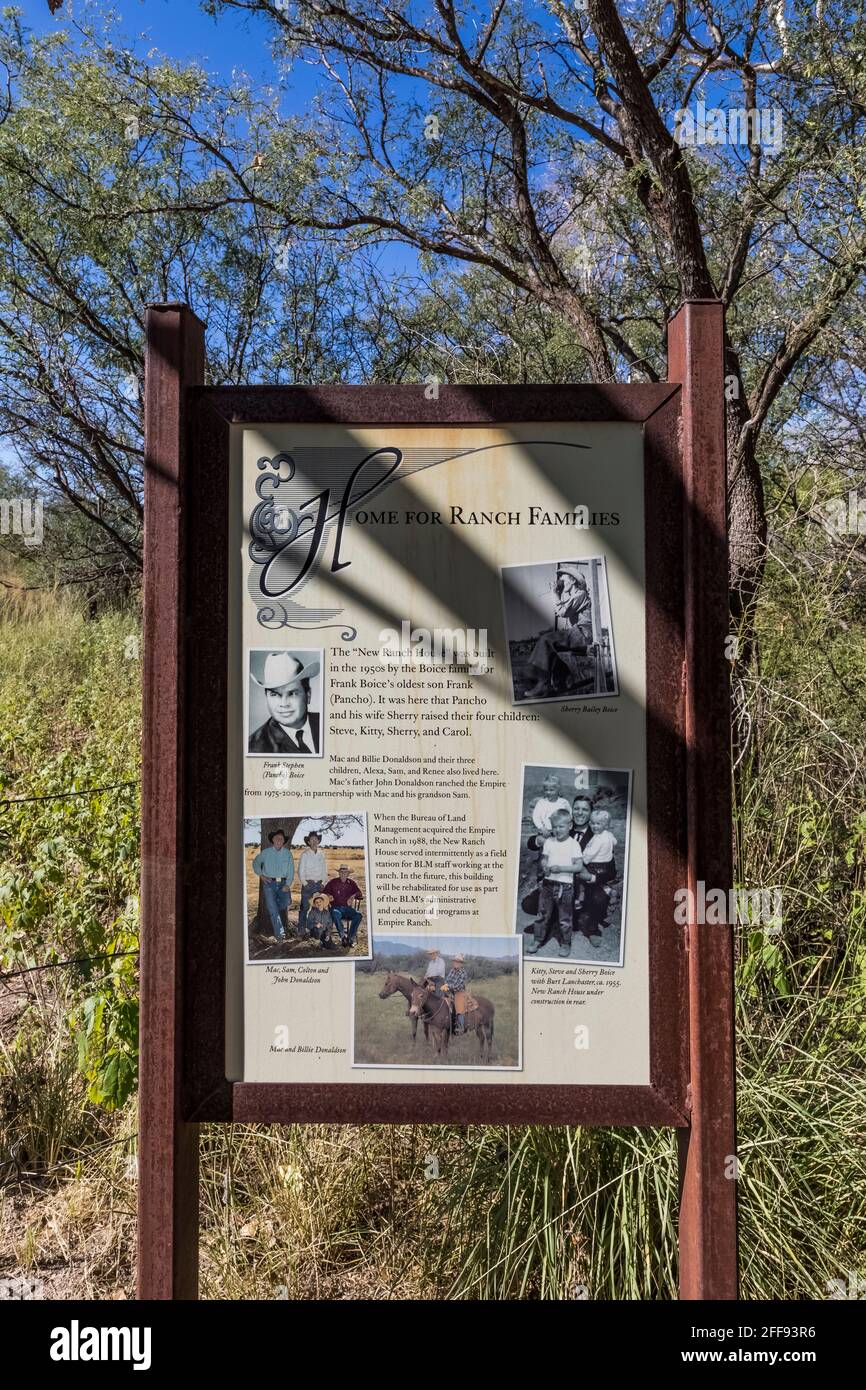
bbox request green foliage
[1,562,863,1295]
[0,11,375,587]
[0,1008,92,1174]
[194,502,865,1298]
[0,0,864,1298]
[0,594,140,1119]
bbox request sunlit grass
[1,589,863,1298]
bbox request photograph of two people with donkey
[515,765,632,966]
[244,813,372,963]
[353,936,521,1069]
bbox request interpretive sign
[139,301,737,1299]
[230,420,655,1089]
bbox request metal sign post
[668,302,738,1299]
[139,304,204,1299]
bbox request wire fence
[1,778,140,1189]
[0,949,139,984]
[0,1130,140,1188]
[0,780,139,808]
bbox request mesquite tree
[1,2,864,632]
[201,0,866,630]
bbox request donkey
[408,985,496,1063]
[378,971,429,1045]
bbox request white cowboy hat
[556,562,587,587]
[451,953,465,963]
[251,651,320,690]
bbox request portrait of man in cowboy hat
[501,557,618,703]
[247,648,322,756]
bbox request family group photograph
[515,764,632,966]
[244,813,371,963]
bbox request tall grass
[0,583,863,1299]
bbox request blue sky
[21,1,780,138]
[21,0,321,106]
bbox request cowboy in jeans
[252,828,295,941]
[297,830,327,936]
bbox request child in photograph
[245,813,372,966]
[527,808,584,957]
[304,891,337,948]
[523,773,573,917]
[531,773,572,835]
[578,808,618,933]
[297,830,327,934]
[581,809,617,869]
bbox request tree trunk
[725,343,768,636]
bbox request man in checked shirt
[445,953,468,1034]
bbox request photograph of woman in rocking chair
[501,557,618,704]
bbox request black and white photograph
[244,813,372,963]
[514,764,632,966]
[246,647,323,756]
[501,558,618,704]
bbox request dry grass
[1,568,864,1300]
